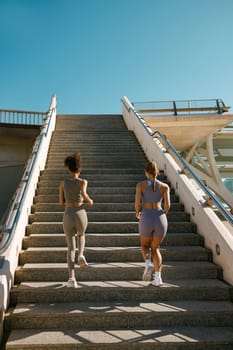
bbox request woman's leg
[140,235,154,281]
[63,209,77,282]
[65,234,76,279]
[77,234,85,257]
[75,209,88,267]
[140,235,152,261]
[150,236,164,272]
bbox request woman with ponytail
[59,152,93,288]
[135,161,170,286]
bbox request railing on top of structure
[0,109,48,126]
[0,94,57,254]
[132,98,230,116]
[122,97,233,226]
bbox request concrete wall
[0,125,40,220]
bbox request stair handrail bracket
[0,95,56,340]
[122,96,233,286]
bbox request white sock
[154,271,161,279]
[146,259,152,266]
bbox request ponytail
[153,176,156,192]
[145,161,159,192]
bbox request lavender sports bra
[142,179,162,203]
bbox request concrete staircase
[3,114,233,349]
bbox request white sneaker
[151,274,163,287]
[67,278,78,288]
[78,255,88,268]
[142,264,154,281]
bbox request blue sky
[0,0,233,114]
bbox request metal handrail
[0,95,57,253]
[132,98,230,115]
[122,98,233,225]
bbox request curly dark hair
[64,152,82,173]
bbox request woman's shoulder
[136,180,147,190]
[157,179,170,191]
[78,177,87,184]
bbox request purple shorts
[139,208,168,238]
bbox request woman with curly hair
[59,152,93,288]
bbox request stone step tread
[9,279,231,304]
[33,195,179,204]
[36,188,169,194]
[12,278,231,290]
[5,327,233,348]
[40,169,149,174]
[26,222,196,234]
[24,232,199,238]
[47,163,143,166]
[19,246,210,263]
[36,185,173,190]
[23,233,203,248]
[40,171,147,175]
[49,139,139,141]
[5,301,233,329]
[47,151,145,155]
[37,181,160,187]
[21,246,208,252]
[9,300,233,315]
[31,203,183,212]
[17,261,219,270]
[27,220,192,226]
[28,212,187,223]
[17,262,220,281]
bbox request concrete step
[19,246,211,264]
[5,301,233,330]
[26,221,196,234]
[46,155,146,163]
[48,141,142,148]
[37,179,166,188]
[39,173,166,182]
[46,161,147,168]
[49,137,140,143]
[5,327,233,350]
[31,202,184,213]
[33,193,179,203]
[41,168,147,175]
[36,186,149,195]
[22,233,204,248]
[50,132,138,138]
[48,148,142,154]
[54,114,127,129]
[14,262,221,283]
[28,211,187,223]
[45,162,147,169]
[9,279,232,304]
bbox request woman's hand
[87,199,94,206]
[136,211,141,220]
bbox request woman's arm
[135,183,142,219]
[59,181,65,205]
[162,183,170,214]
[80,179,94,206]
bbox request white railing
[0,94,57,343]
[0,110,47,126]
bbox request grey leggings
[63,207,88,273]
